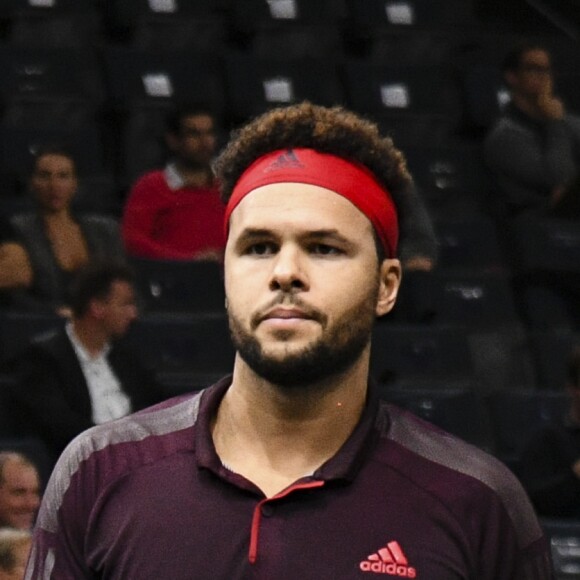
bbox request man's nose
[269,246,309,292]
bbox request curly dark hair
[213,102,413,216]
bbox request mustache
[250,295,326,329]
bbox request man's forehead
[228,182,374,232]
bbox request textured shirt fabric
[121,163,226,260]
[65,323,131,425]
[26,378,552,579]
[484,103,580,214]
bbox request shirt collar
[65,321,111,363]
[164,162,185,191]
[195,376,382,487]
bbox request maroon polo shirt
[26,377,552,579]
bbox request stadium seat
[223,51,345,124]
[108,0,225,25]
[380,386,495,451]
[0,46,104,109]
[403,144,492,216]
[460,62,508,132]
[228,0,348,33]
[0,311,63,369]
[125,312,234,384]
[521,283,578,332]
[528,331,578,390]
[370,323,475,388]
[512,216,580,279]
[541,518,580,580]
[368,29,461,66]
[119,104,169,189]
[487,389,568,470]
[250,22,346,59]
[0,375,18,439]
[130,257,226,315]
[0,125,106,186]
[73,172,121,216]
[343,62,461,118]
[101,47,227,118]
[342,61,462,147]
[346,0,479,31]
[132,16,228,53]
[434,216,506,273]
[7,6,100,48]
[428,271,519,329]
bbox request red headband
[224,148,399,258]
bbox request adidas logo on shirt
[264,149,304,171]
[359,541,417,577]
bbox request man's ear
[376,259,402,317]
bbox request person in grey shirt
[484,42,580,219]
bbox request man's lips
[261,308,312,321]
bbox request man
[9,262,163,461]
[0,453,40,531]
[26,103,551,578]
[520,344,580,518]
[0,528,32,580]
[484,43,580,218]
[121,103,226,260]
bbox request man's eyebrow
[236,228,276,241]
[305,229,351,243]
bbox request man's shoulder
[54,391,204,480]
[37,390,206,533]
[379,402,521,493]
[18,326,69,361]
[69,391,203,457]
[130,169,168,191]
[376,402,543,546]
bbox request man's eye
[246,243,276,255]
[311,244,343,255]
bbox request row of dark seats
[0,303,576,395]
[0,0,554,47]
[0,0,579,190]
[0,354,571,471]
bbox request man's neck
[511,93,546,121]
[42,210,73,225]
[71,318,108,358]
[174,161,213,188]
[212,355,370,497]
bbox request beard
[228,282,379,390]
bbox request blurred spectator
[520,344,580,518]
[5,146,125,316]
[121,102,226,261]
[8,262,164,461]
[0,528,31,580]
[0,453,40,531]
[484,43,580,219]
[397,184,438,272]
[0,218,29,309]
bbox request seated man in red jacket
[121,103,226,261]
